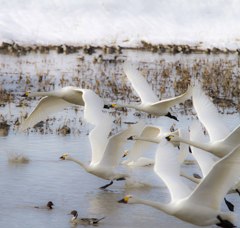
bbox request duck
[165,84,240,158]
[34,201,54,210]
[104,64,192,121]
[69,210,105,225]
[118,139,239,227]
[59,90,145,189]
[19,86,100,131]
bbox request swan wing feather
[154,140,192,202]
[19,96,72,131]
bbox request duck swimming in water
[69,210,105,225]
[34,201,54,210]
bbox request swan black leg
[99,181,113,190]
[224,198,234,212]
[216,215,236,227]
[116,177,126,181]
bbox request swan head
[103,104,118,109]
[59,153,69,160]
[47,201,54,209]
[21,91,31,97]
[165,134,179,142]
[127,135,137,140]
[118,195,133,204]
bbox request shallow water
[0,133,239,228]
[1,50,240,227]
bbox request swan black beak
[103,104,110,109]
[118,198,127,204]
[165,136,171,141]
[127,136,134,140]
[59,156,65,160]
[21,92,29,97]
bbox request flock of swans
[19,64,240,227]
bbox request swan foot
[116,177,126,181]
[224,198,234,212]
[99,181,113,190]
[216,215,236,227]
[165,112,179,121]
[189,146,192,153]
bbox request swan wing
[154,140,192,202]
[178,128,190,164]
[127,125,161,161]
[192,84,230,141]
[148,85,192,111]
[99,121,145,168]
[221,124,240,147]
[190,121,218,177]
[19,96,72,131]
[187,145,240,210]
[124,64,158,103]
[82,90,113,164]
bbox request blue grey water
[0,133,239,228]
[1,50,240,227]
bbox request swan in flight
[19,86,99,131]
[125,126,190,166]
[180,121,239,212]
[60,90,145,189]
[104,64,192,121]
[119,140,239,227]
[166,84,240,158]
[69,210,105,225]
[122,125,161,167]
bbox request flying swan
[19,86,98,131]
[166,84,240,158]
[59,90,145,189]
[104,64,192,121]
[119,139,239,227]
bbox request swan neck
[178,137,211,152]
[29,91,55,97]
[133,198,173,215]
[67,157,87,170]
[136,136,159,144]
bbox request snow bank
[1,0,240,48]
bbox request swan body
[19,86,95,131]
[119,140,240,227]
[59,89,145,188]
[125,126,189,166]
[105,64,192,120]
[166,85,240,158]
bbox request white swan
[119,140,239,227]
[105,64,192,121]
[181,120,239,212]
[122,125,161,167]
[19,86,98,131]
[125,126,190,166]
[60,90,145,189]
[166,84,240,157]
